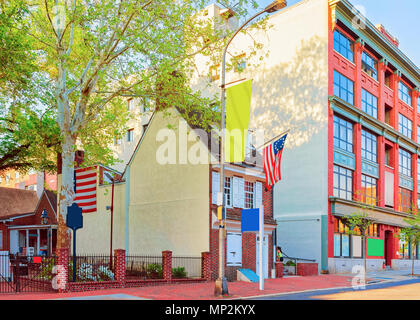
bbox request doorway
[385,230,393,266]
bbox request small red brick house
[0,188,57,256]
[209,163,277,281]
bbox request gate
[0,253,58,293]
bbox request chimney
[376,24,399,47]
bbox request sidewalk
[0,274,356,300]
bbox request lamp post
[215,0,287,296]
[104,172,118,270]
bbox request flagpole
[214,1,287,297]
[254,129,290,151]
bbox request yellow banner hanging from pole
[225,79,252,163]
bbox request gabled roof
[0,187,38,219]
[44,190,57,215]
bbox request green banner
[225,79,252,163]
[367,238,384,256]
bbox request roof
[0,187,38,219]
[44,190,57,214]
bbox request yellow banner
[225,79,252,163]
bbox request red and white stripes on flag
[74,166,97,213]
[263,134,287,191]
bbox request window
[398,187,412,213]
[361,89,378,118]
[361,51,378,80]
[398,148,411,177]
[398,81,412,106]
[224,177,233,207]
[114,137,122,145]
[333,115,353,152]
[334,218,361,258]
[209,64,220,82]
[418,96,420,113]
[244,181,255,209]
[333,165,353,200]
[398,113,412,139]
[127,99,134,111]
[234,54,246,72]
[333,71,354,105]
[333,30,354,62]
[361,129,377,163]
[127,129,134,142]
[418,126,420,144]
[399,239,410,259]
[366,223,379,237]
[385,144,393,167]
[0,230,2,249]
[5,174,10,185]
[361,174,378,205]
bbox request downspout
[124,166,130,255]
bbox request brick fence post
[56,248,69,293]
[201,252,211,281]
[114,249,126,287]
[162,250,172,281]
[275,262,283,278]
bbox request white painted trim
[0,213,34,222]
[213,164,265,179]
[8,225,58,230]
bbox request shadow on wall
[250,35,329,148]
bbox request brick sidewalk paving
[0,275,354,300]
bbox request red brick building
[0,188,57,256]
[209,163,276,281]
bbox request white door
[256,235,269,279]
[9,230,19,254]
[226,233,242,266]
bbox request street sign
[241,208,259,233]
[66,203,83,231]
[66,203,83,282]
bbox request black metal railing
[172,256,202,279]
[125,255,163,280]
[69,254,115,282]
[1,254,57,293]
[282,251,316,276]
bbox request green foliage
[344,212,373,236]
[399,214,420,249]
[147,263,163,279]
[284,260,296,267]
[172,266,187,278]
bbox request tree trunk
[57,134,76,250]
[363,235,367,283]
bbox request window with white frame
[333,165,353,200]
[127,99,134,111]
[224,177,233,207]
[399,148,412,177]
[361,89,378,119]
[127,129,134,142]
[244,181,255,208]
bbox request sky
[251,0,420,67]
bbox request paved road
[251,277,420,300]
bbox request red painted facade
[328,5,419,266]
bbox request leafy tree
[398,208,420,276]
[10,0,270,250]
[344,209,374,284]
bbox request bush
[284,260,296,267]
[172,267,187,278]
[147,263,163,279]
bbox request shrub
[172,267,187,278]
[284,260,296,267]
[147,263,163,279]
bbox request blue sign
[241,208,259,233]
[66,203,83,231]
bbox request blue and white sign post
[241,205,264,290]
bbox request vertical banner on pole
[259,205,264,290]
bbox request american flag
[263,134,287,191]
[74,166,97,213]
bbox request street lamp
[104,171,118,270]
[215,0,287,297]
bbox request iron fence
[1,253,57,293]
[69,254,114,282]
[125,255,163,280]
[172,256,202,279]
